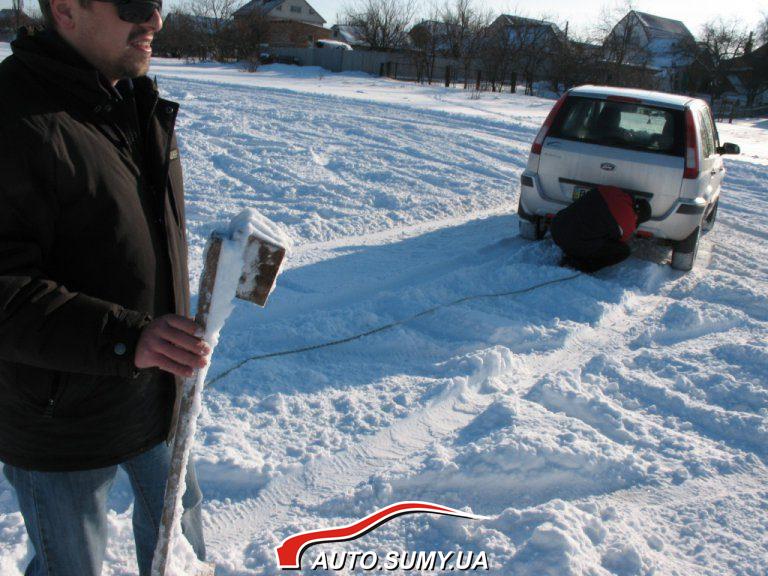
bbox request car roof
[568,85,701,109]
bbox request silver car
[518,85,740,270]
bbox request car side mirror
[717,142,740,155]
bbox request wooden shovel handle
[151,235,223,576]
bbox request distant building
[409,20,452,54]
[489,15,566,54]
[486,15,568,89]
[604,11,695,91]
[234,0,331,47]
[724,43,768,106]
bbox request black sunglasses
[92,0,162,24]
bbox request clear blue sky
[3,0,765,39]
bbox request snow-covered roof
[411,20,448,35]
[235,0,284,17]
[569,85,697,109]
[633,11,693,40]
[316,39,353,50]
[331,24,368,47]
[494,14,566,42]
[234,0,326,23]
[727,42,768,71]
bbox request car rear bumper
[518,171,709,241]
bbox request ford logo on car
[601,163,616,171]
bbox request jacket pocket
[9,365,61,414]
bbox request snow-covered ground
[1,45,767,575]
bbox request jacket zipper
[43,375,64,418]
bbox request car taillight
[531,94,568,155]
[683,108,699,179]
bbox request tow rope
[205,272,583,387]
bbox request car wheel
[671,224,702,271]
[702,200,718,233]
[519,216,546,240]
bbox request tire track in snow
[204,238,766,572]
[203,282,673,563]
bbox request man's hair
[38,0,92,29]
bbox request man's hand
[135,315,211,378]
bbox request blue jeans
[2,442,205,576]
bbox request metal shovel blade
[235,233,286,306]
[195,232,286,327]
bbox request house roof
[234,0,326,23]
[633,11,693,40]
[729,42,768,67]
[411,20,447,34]
[234,0,284,18]
[495,14,566,42]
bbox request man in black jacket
[550,186,652,273]
[0,0,210,573]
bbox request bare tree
[439,0,491,87]
[595,1,654,87]
[187,0,239,61]
[11,0,24,28]
[154,11,214,60]
[233,8,272,65]
[341,0,417,52]
[692,18,750,103]
[479,17,513,92]
[25,5,43,28]
[552,34,602,92]
[759,12,768,45]
[515,18,560,94]
[740,49,768,106]
[484,14,561,94]
[409,7,442,84]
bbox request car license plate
[572,185,591,201]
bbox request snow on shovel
[151,209,289,576]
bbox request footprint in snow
[309,147,329,167]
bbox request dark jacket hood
[11,28,158,110]
[11,28,120,108]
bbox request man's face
[57,0,162,84]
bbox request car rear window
[548,96,685,156]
